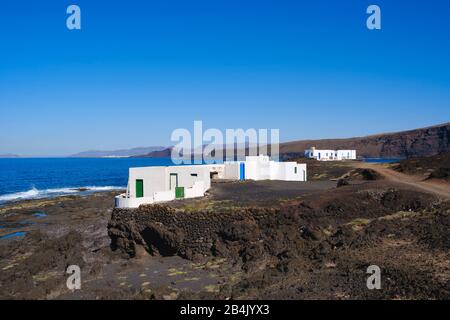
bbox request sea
[362,158,404,163]
[0,157,175,205]
[0,157,404,205]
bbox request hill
[134,122,450,159]
[280,122,450,158]
[0,154,20,158]
[70,146,166,158]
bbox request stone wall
[107,187,437,269]
[108,205,282,259]
[107,203,317,273]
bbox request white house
[115,165,213,208]
[115,155,307,208]
[226,155,307,181]
[304,147,356,161]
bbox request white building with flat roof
[230,155,307,181]
[115,155,307,208]
[304,147,356,161]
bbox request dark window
[191,173,198,177]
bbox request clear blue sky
[1,0,449,156]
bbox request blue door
[240,163,245,180]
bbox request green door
[136,179,144,198]
[175,186,184,199]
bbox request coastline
[0,190,125,299]
[0,186,125,209]
[1,163,449,299]
[0,189,123,228]
[0,189,242,299]
[0,157,174,207]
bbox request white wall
[244,155,269,180]
[129,167,167,198]
[117,165,214,208]
[128,165,212,198]
[202,164,226,179]
[115,195,155,208]
[336,150,356,160]
[269,161,306,181]
[225,155,307,182]
[305,149,356,161]
[223,162,241,179]
[184,181,206,198]
[153,190,175,202]
[116,180,207,208]
[166,165,212,191]
[116,155,308,208]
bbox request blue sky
[0,0,449,156]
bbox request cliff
[135,122,450,159]
[280,122,450,158]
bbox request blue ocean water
[0,158,174,204]
[362,158,403,163]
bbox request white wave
[0,187,40,202]
[0,186,124,203]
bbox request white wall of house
[244,155,270,180]
[270,161,307,181]
[223,162,241,179]
[229,155,307,181]
[184,181,206,198]
[116,165,213,208]
[336,150,356,160]
[202,164,225,179]
[115,195,155,208]
[116,155,307,208]
[153,190,175,202]
[235,155,306,181]
[128,167,167,199]
[165,165,212,193]
[304,147,356,161]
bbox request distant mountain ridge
[70,146,166,158]
[279,122,450,158]
[131,148,173,158]
[134,122,450,159]
[0,154,20,158]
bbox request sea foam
[0,186,123,203]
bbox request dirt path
[356,162,450,199]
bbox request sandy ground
[0,160,449,299]
[356,162,450,199]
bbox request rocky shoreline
[0,163,449,299]
[107,181,449,299]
